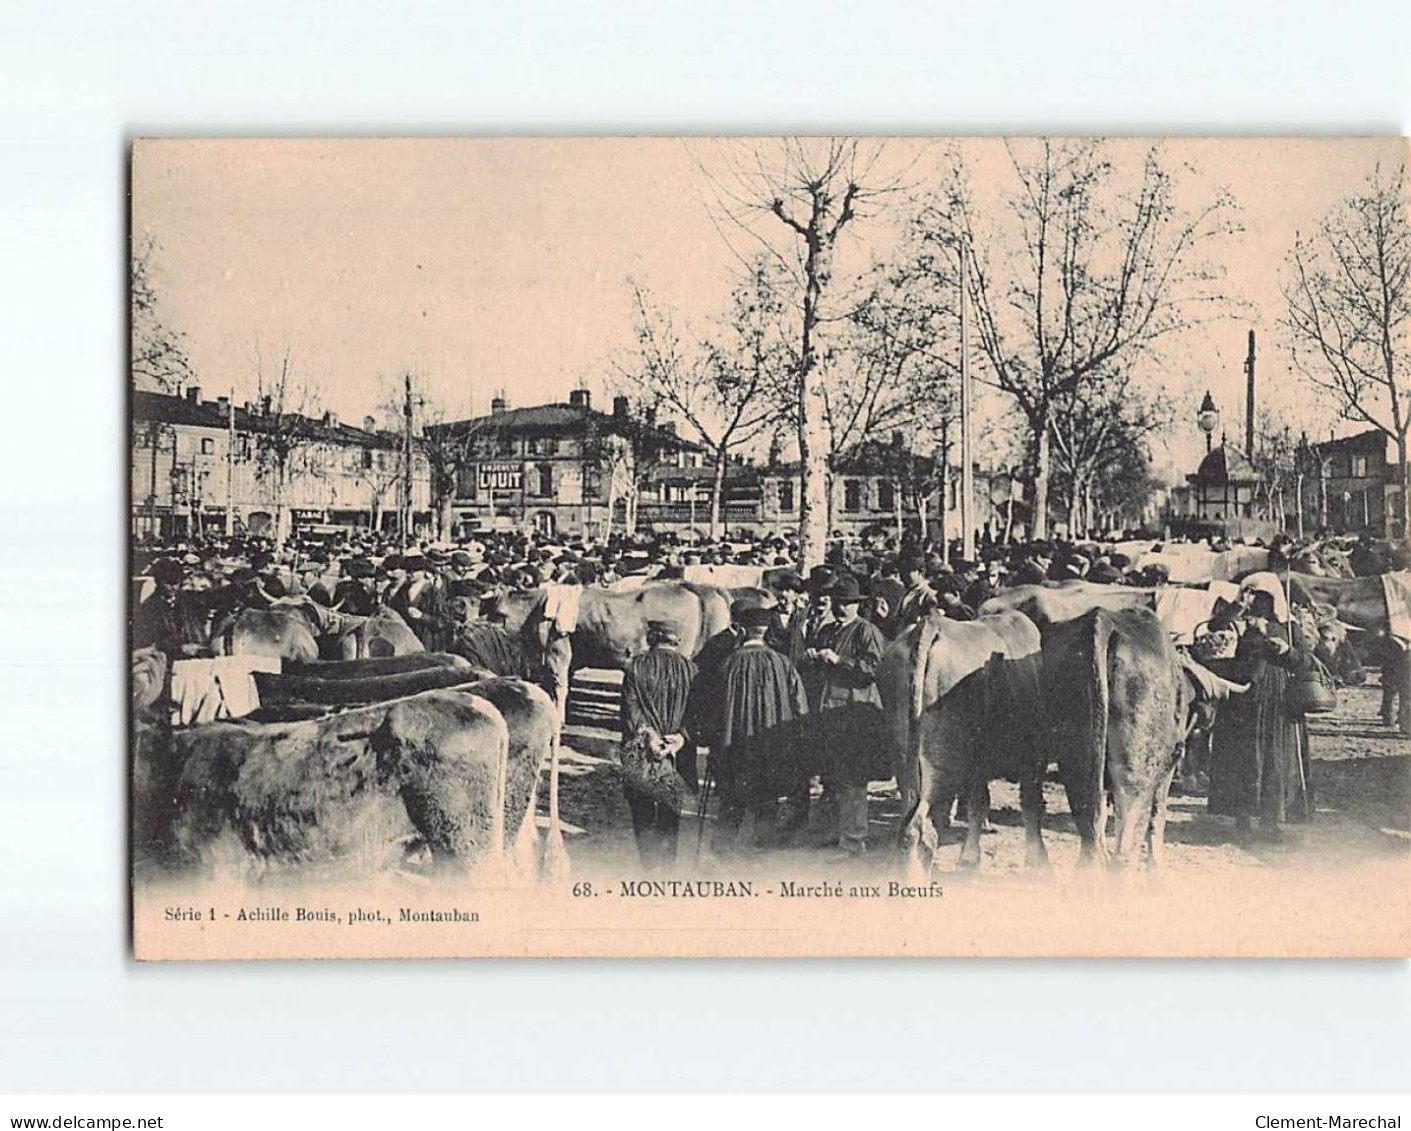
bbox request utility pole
[959,247,975,561]
[226,390,236,537]
[1244,329,1256,461]
[402,372,414,548]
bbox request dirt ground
[548,667,1411,883]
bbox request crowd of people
[132,521,1389,870]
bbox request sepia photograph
[128,136,1411,959]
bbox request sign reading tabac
[129,136,1411,960]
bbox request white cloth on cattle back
[1155,581,1241,644]
[683,563,765,590]
[1215,545,1270,580]
[170,655,281,726]
[1381,571,1411,641]
[542,583,583,634]
[611,574,649,591]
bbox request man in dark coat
[893,553,938,635]
[710,606,809,851]
[620,620,699,869]
[333,557,380,616]
[133,557,201,659]
[807,576,887,855]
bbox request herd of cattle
[130,543,1411,887]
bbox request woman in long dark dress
[1206,574,1316,840]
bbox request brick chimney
[185,386,201,404]
[363,415,376,432]
[613,394,629,418]
[569,388,592,410]
[490,393,508,416]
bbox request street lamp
[1197,391,1220,454]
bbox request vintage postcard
[130,137,1411,959]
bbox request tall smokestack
[1245,329,1256,460]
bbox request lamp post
[1197,391,1220,454]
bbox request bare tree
[131,234,196,393]
[1285,163,1411,538]
[250,345,321,548]
[917,140,1241,539]
[693,138,905,567]
[1049,371,1171,536]
[616,263,786,538]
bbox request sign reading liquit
[478,463,522,492]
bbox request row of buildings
[1167,429,1405,539]
[131,387,433,542]
[131,386,1018,544]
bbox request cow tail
[539,711,570,883]
[1086,610,1112,853]
[902,613,943,829]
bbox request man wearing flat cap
[806,575,887,855]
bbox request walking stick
[695,765,714,863]
[1284,566,1313,820]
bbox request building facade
[1312,429,1403,536]
[434,390,700,539]
[131,388,431,541]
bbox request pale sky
[132,136,1409,474]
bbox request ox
[879,610,1049,875]
[483,581,732,712]
[212,599,423,662]
[1043,606,1188,870]
[136,689,509,880]
[133,655,565,883]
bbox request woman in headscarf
[1205,572,1317,840]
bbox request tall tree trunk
[916,490,929,544]
[1065,480,1080,537]
[1082,479,1094,537]
[709,453,727,541]
[1031,412,1052,541]
[938,457,950,562]
[274,462,289,548]
[797,238,829,571]
[438,493,455,542]
[1399,437,1410,541]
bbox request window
[497,434,515,456]
[538,464,554,497]
[878,480,895,512]
[362,448,374,469]
[1352,455,1369,478]
[779,481,795,512]
[844,479,862,513]
[200,437,215,455]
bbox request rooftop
[434,396,704,452]
[1189,442,1262,485]
[132,389,401,449]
